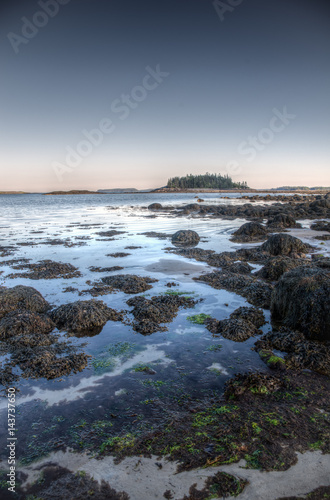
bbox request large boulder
[171,230,200,248]
[261,234,310,256]
[230,222,268,243]
[0,286,50,319]
[271,266,330,341]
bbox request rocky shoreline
[0,192,329,499]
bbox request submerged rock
[0,311,55,339]
[127,294,198,334]
[101,274,157,294]
[261,234,311,256]
[230,222,268,243]
[271,266,330,341]
[171,230,200,248]
[0,285,50,319]
[50,300,123,333]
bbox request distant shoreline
[1,188,329,196]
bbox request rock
[127,294,197,334]
[230,306,266,327]
[241,281,273,308]
[20,351,89,379]
[255,256,307,281]
[258,349,286,370]
[148,203,163,210]
[230,222,268,243]
[311,255,330,269]
[261,234,310,256]
[310,198,330,210]
[171,230,200,248]
[0,311,55,339]
[224,372,283,399]
[6,260,82,280]
[270,266,330,341]
[183,204,200,210]
[101,274,157,294]
[205,317,261,342]
[310,220,330,232]
[255,329,330,376]
[267,214,301,229]
[224,262,253,274]
[50,300,123,333]
[0,286,50,319]
[195,271,273,308]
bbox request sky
[0,0,330,191]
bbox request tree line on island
[167,173,249,190]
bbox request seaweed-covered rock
[261,234,311,256]
[20,350,89,379]
[310,220,330,232]
[271,266,330,341]
[171,230,200,248]
[101,274,157,294]
[0,363,19,387]
[267,214,301,229]
[224,372,283,399]
[195,271,273,308]
[148,203,163,210]
[258,349,286,370]
[224,262,253,274]
[50,300,122,333]
[256,329,330,376]
[241,281,273,308]
[230,222,268,243]
[205,317,261,342]
[310,198,330,210]
[0,311,55,339]
[311,255,330,269]
[7,260,82,280]
[235,247,270,264]
[230,306,266,328]
[96,230,126,237]
[255,256,307,281]
[127,294,197,334]
[0,285,49,319]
